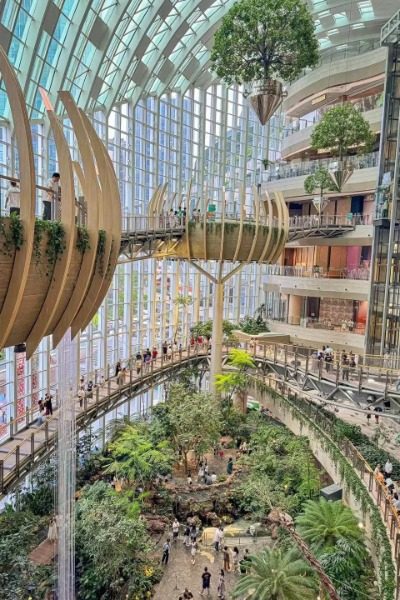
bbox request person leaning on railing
[43,172,60,220]
[5,180,20,216]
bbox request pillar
[210,281,224,392]
[288,294,302,326]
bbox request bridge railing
[288,213,370,230]
[265,264,370,280]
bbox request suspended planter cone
[249,80,286,126]
[312,195,329,214]
[329,160,354,191]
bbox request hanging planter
[211,0,319,126]
[312,195,329,215]
[311,103,376,191]
[248,80,287,126]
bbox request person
[45,394,53,416]
[183,524,191,547]
[144,351,152,372]
[342,356,350,381]
[78,388,84,408]
[376,469,385,485]
[172,518,180,542]
[167,344,172,360]
[44,172,60,220]
[204,461,209,476]
[211,471,217,483]
[374,463,382,476]
[232,546,240,572]
[393,492,400,512]
[152,346,158,362]
[198,464,205,482]
[99,374,105,388]
[227,457,233,475]
[37,399,45,425]
[162,340,168,358]
[187,471,193,486]
[223,546,230,572]
[161,538,170,565]
[190,523,197,542]
[385,459,393,478]
[240,549,250,574]
[213,526,224,552]
[200,566,211,597]
[115,360,122,377]
[205,473,213,485]
[386,477,395,494]
[217,569,226,600]
[183,589,193,599]
[366,406,371,425]
[190,539,197,565]
[87,380,93,398]
[135,352,142,375]
[5,180,20,215]
[374,406,382,424]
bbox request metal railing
[288,213,370,229]
[265,264,370,281]
[263,152,379,182]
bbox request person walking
[162,340,168,359]
[366,406,371,425]
[5,180,20,215]
[385,459,393,478]
[115,360,121,378]
[200,567,211,597]
[183,524,191,547]
[213,526,224,552]
[45,394,53,416]
[190,539,197,565]
[135,352,142,375]
[227,457,233,475]
[223,546,230,572]
[217,569,226,599]
[232,546,240,572]
[161,538,171,565]
[172,517,180,543]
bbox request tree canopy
[211,0,319,85]
[304,166,338,197]
[311,103,375,160]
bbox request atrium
[1,0,400,599]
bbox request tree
[211,0,319,85]
[239,316,270,335]
[215,348,255,406]
[296,499,365,554]
[173,294,192,342]
[164,383,221,471]
[191,319,235,341]
[76,481,157,600]
[102,422,174,487]
[232,547,318,600]
[311,103,375,162]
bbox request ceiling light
[318,10,331,18]
[351,23,365,29]
[327,28,339,35]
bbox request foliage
[102,422,174,487]
[18,459,56,517]
[191,319,235,340]
[304,166,337,196]
[76,226,91,254]
[96,229,106,275]
[76,481,158,600]
[235,422,320,517]
[173,294,192,307]
[0,507,53,599]
[216,348,255,400]
[0,213,24,255]
[296,499,364,553]
[311,103,375,160]
[154,382,221,471]
[232,546,318,600]
[33,219,66,274]
[319,538,372,600]
[211,0,319,85]
[238,315,270,335]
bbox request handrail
[288,214,370,228]
[265,263,370,281]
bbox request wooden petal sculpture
[0,51,121,356]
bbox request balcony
[267,320,365,353]
[263,153,379,201]
[265,264,370,300]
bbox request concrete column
[210,281,224,391]
[288,294,302,326]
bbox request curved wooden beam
[268,191,284,263]
[270,191,289,263]
[52,91,100,348]
[233,185,245,262]
[243,186,261,264]
[0,47,36,349]
[25,90,77,358]
[258,190,274,264]
[70,109,113,337]
[81,114,122,331]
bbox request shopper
[190,539,197,565]
[217,569,226,599]
[44,172,60,220]
[161,538,171,565]
[200,567,211,596]
[227,457,233,475]
[5,180,20,215]
[172,518,180,542]
[223,546,230,572]
[213,526,224,552]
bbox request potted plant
[304,167,338,218]
[210,0,319,125]
[310,103,375,190]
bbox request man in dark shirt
[200,567,211,596]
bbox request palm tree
[232,547,318,600]
[296,499,364,554]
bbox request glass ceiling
[0,0,397,119]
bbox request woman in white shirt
[5,181,20,215]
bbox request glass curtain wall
[0,83,282,436]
